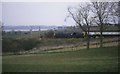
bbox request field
[2,31,119,72]
[2,46,118,72]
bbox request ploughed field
[2,46,118,72]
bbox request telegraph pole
[30,26,32,38]
[39,26,41,38]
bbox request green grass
[2,46,118,72]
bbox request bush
[2,37,39,53]
[19,38,39,51]
[44,30,54,38]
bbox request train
[54,32,84,38]
[54,32,120,38]
[89,32,120,38]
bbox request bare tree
[91,2,118,48]
[67,3,93,49]
[109,2,119,26]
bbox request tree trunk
[87,34,89,49]
[87,27,90,49]
[100,23,103,48]
[85,31,89,49]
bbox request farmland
[2,46,118,72]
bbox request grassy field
[2,46,118,72]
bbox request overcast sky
[2,0,118,26]
[2,2,80,26]
[0,2,2,22]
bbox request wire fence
[40,38,119,53]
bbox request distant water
[4,29,48,32]
[2,25,64,32]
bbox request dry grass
[27,37,119,53]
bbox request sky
[1,0,119,26]
[2,2,80,26]
[0,2,2,23]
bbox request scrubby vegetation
[44,30,54,38]
[2,37,40,54]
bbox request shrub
[2,37,39,53]
[44,30,54,38]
